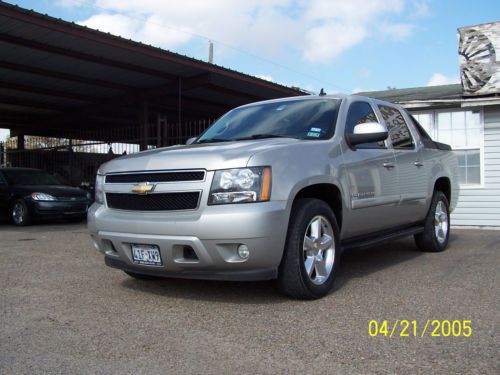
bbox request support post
[140,98,149,151]
[17,133,25,150]
[178,77,182,144]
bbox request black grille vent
[106,192,200,211]
[106,171,205,183]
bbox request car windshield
[2,170,63,186]
[197,98,341,143]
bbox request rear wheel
[11,199,31,226]
[414,191,450,252]
[278,198,340,299]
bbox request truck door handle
[383,162,395,169]
[414,161,424,167]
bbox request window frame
[412,107,485,188]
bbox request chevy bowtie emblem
[131,182,156,195]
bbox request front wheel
[278,198,340,299]
[414,191,450,252]
[11,199,31,226]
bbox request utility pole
[208,40,214,64]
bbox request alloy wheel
[434,200,449,244]
[302,215,335,285]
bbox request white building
[362,21,500,227]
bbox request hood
[99,138,300,174]
[14,185,88,199]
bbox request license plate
[131,244,162,266]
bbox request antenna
[208,40,214,64]
[319,88,326,96]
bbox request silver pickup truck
[88,94,459,299]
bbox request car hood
[13,185,88,199]
[99,138,300,173]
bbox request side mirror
[346,122,388,148]
[186,137,197,145]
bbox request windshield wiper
[233,134,296,141]
[196,138,232,144]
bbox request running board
[341,226,424,251]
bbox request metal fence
[0,119,213,187]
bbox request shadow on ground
[120,233,452,303]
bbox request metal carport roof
[0,1,305,141]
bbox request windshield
[2,170,63,186]
[197,98,341,143]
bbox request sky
[1,0,500,140]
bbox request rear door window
[378,105,415,149]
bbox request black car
[0,168,91,226]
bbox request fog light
[237,244,250,259]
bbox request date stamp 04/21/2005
[368,320,472,338]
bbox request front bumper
[30,199,88,218]
[88,201,289,281]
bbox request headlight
[209,167,271,205]
[31,192,57,201]
[95,174,105,204]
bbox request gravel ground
[0,223,498,374]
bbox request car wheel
[278,198,340,299]
[10,199,31,226]
[124,271,161,280]
[414,191,450,252]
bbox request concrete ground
[0,223,498,374]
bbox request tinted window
[379,105,414,149]
[345,101,385,149]
[2,170,62,186]
[0,173,6,185]
[197,99,340,143]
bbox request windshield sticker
[307,131,321,138]
[310,127,322,132]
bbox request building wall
[451,105,500,226]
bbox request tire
[124,271,160,280]
[10,199,32,226]
[414,191,450,252]
[278,198,340,299]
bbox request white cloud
[75,0,416,63]
[256,75,274,82]
[304,23,367,62]
[411,0,430,17]
[427,73,460,86]
[378,23,415,41]
[303,0,411,61]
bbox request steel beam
[0,61,135,91]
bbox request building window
[413,109,482,186]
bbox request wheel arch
[291,183,343,231]
[433,177,451,203]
